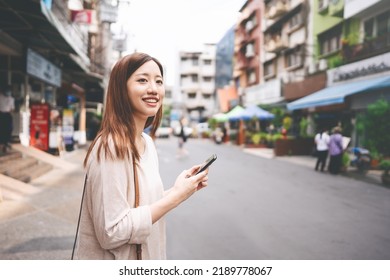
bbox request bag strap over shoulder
[71,174,88,260]
[132,154,142,260]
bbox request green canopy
[212,106,244,123]
[212,113,228,123]
[225,105,244,119]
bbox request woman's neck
[134,116,147,154]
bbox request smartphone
[196,154,217,175]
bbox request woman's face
[126,60,165,122]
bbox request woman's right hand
[171,165,209,205]
[150,165,209,224]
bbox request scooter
[349,147,372,174]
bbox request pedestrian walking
[177,117,189,157]
[314,127,330,172]
[328,126,344,174]
[0,85,15,153]
[72,53,209,260]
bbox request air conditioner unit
[319,59,327,71]
[245,44,255,57]
[245,20,254,31]
[307,62,317,74]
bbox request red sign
[30,104,50,151]
[70,9,93,24]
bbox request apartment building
[178,44,216,122]
[288,0,390,143]
[233,0,263,104]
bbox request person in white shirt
[0,85,15,153]
[314,127,330,172]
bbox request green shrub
[356,98,390,157]
[379,160,390,172]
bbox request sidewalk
[0,145,87,259]
[243,147,384,186]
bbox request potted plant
[379,159,390,186]
[370,151,381,169]
[341,152,351,173]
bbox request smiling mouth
[142,98,159,104]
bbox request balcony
[234,53,248,70]
[185,98,207,110]
[341,34,390,64]
[266,37,288,53]
[200,83,215,93]
[266,1,289,20]
[235,30,251,47]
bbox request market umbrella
[241,104,274,120]
[226,105,245,121]
[211,113,228,123]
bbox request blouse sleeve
[86,149,152,250]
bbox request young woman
[73,53,208,260]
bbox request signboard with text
[30,103,50,151]
[26,48,62,87]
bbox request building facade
[178,43,217,122]
[0,0,117,152]
[234,0,263,102]
[287,0,390,145]
[215,25,238,113]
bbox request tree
[356,98,390,157]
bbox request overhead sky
[113,0,246,86]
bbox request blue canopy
[287,75,390,111]
[229,105,274,121]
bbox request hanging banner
[70,9,93,24]
[30,103,50,151]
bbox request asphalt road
[155,137,390,260]
[0,137,389,260]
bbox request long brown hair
[84,52,164,167]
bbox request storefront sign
[26,48,62,87]
[70,9,93,24]
[30,103,50,151]
[328,53,390,86]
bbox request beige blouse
[73,133,166,259]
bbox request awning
[229,105,274,121]
[211,113,228,123]
[287,75,390,111]
[225,105,244,120]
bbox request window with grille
[318,26,342,55]
[285,46,302,68]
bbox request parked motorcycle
[349,147,372,174]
